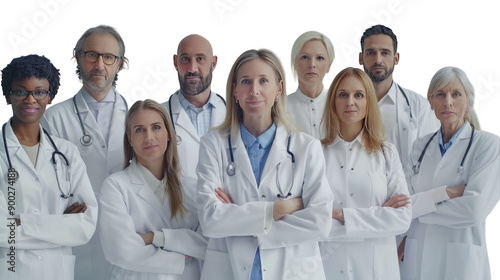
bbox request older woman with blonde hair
[288,31,335,139]
[400,67,499,280]
[98,99,207,280]
[197,49,333,280]
[320,67,411,279]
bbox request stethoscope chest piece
[80,135,92,146]
[226,162,236,176]
[8,168,19,182]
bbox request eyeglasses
[78,50,121,65]
[9,90,50,101]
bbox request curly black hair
[1,54,60,104]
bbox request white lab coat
[98,159,208,280]
[161,90,226,181]
[197,123,334,280]
[382,82,439,169]
[287,87,328,139]
[41,86,127,279]
[0,121,97,280]
[320,136,411,280]
[400,122,500,280]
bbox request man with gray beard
[162,34,226,182]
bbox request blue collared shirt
[240,122,276,280]
[178,91,217,137]
[438,122,467,156]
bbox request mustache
[185,72,202,79]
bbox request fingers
[215,188,232,204]
[383,194,410,208]
[64,202,87,214]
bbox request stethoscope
[2,122,74,198]
[168,92,226,145]
[412,124,475,175]
[226,133,296,199]
[397,84,412,121]
[73,93,128,146]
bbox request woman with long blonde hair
[320,67,411,279]
[98,99,207,280]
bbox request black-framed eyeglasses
[9,90,50,101]
[78,50,121,65]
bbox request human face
[9,77,51,127]
[77,33,122,94]
[334,75,367,130]
[128,109,169,168]
[295,40,330,86]
[359,34,399,83]
[233,59,282,124]
[174,35,217,96]
[430,78,468,131]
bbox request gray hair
[427,66,480,129]
[291,31,335,79]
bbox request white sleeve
[337,145,411,240]
[417,135,500,228]
[98,175,185,274]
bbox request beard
[365,63,394,83]
[178,67,213,96]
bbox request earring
[236,99,239,104]
[275,96,279,102]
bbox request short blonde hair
[218,49,298,137]
[321,67,384,153]
[427,66,480,130]
[291,31,335,79]
[124,99,186,219]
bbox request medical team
[0,24,498,280]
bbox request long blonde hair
[123,99,186,219]
[218,49,298,137]
[321,67,385,153]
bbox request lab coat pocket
[373,243,400,280]
[400,237,418,280]
[61,254,76,279]
[201,249,233,280]
[445,242,484,279]
[367,172,388,206]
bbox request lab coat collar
[293,86,328,103]
[379,81,397,105]
[127,158,171,224]
[3,120,54,177]
[171,90,200,142]
[330,130,365,148]
[261,124,289,184]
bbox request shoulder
[290,131,321,151]
[44,97,74,116]
[382,141,400,160]
[474,130,500,150]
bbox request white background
[1,0,499,278]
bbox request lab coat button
[241,266,247,271]
[340,270,344,274]
[403,127,407,131]
[34,209,40,213]
[349,193,353,196]
[349,269,353,273]
[37,256,42,261]
[102,145,106,148]
[340,202,344,206]
[263,268,267,272]
[261,195,266,199]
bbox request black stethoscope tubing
[412,124,475,175]
[226,132,295,199]
[2,122,73,198]
[72,93,128,147]
[168,92,226,145]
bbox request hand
[215,188,233,204]
[64,202,87,214]
[383,194,411,208]
[138,231,154,245]
[273,198,303,220]
[446,185,466,199]
[398,236,407,263]
[332,208,344,223]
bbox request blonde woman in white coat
[400,67,499,280]
[287,31,335,139]
[320,67,411,280]
[98,99,207,280]
[197,49,334,280]
[0,55,97,280]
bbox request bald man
[162,34,226,181]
